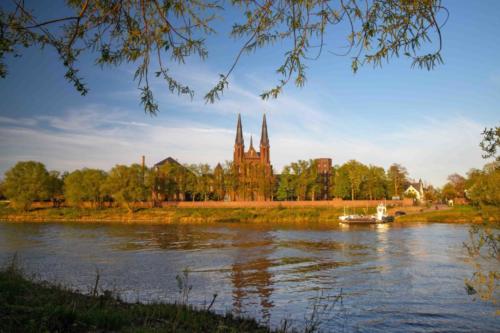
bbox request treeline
[277,160,413,201]
[0,159,413,211]
[1,159,498,212]
[440,162,499,207]
[0,161,224,212]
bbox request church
[232,114,274,201]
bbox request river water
[0,221,498,332]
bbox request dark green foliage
[103,164,148,212]
[333,160,390,200]
[335,160,367,200]
[387,163,409,198]
[0,264,273,333]
[278,159,394,201]
[64,168,108,208]
[0,0,447,114]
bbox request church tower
[232,113,273,201]
[260,114,270,164]
[234,113,244,163]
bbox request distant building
[315,158,332,200]
[233,114,274,201]
[152,156,193,202]
[404,179,425,201]
[154,156,183,170]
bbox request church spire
[250,135,254,149]
[235,113,244,145]
[260,113,269,146]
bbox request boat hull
[339,216,394,224]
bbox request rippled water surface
[0,221,498,332]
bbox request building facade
[233,114,274,201]
[315,158,333,200]
[404,179,425,202]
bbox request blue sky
[0,0,499,186]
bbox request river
[0,221,498,332]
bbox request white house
[404,179,425,201]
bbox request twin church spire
[234,113,269,147]
[232,113,273,201]
[233,113,270,165]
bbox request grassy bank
[0,202,349,223]
[1,202,497,224]
[0,263,275,333]
[396,205,500,223]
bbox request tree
[479,126,500,161]
[424,185,439,202]
[213,164,225,201]
[188,164,213,201]
[446,173,466,198]
[47,170,64,207]
[1,0,447,114]
[441,183,457,201]
[333,160,367,200]
[333,165,351,199]
[2,161,50,210]
[307,160,320,201]
[102,164,148,212]
[223,161,239,202]
[463,129,500,312]
[465,162,500,207]
[64,168,107,208]
[276,165,296,201]
[0,181,5,200]
[361,165,387,200]
[387,163,408,198]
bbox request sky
[0,1,499,187]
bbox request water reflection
[231,228,274,324]
[0,221,498,332]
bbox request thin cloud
[0,103,487,187]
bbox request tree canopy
[103,164,148,211]
[63,168,107,207]
[2,161,51,210]
[0,0,447,114]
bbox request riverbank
[395,205,499,223]
[0,263,273,333]
[0,202,497,224]
[0,203,347,223]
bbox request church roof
[154,156,182,167]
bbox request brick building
[315,158,333,200]
[233,114,274,201]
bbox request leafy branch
[0,0,448,114]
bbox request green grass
[2,201,497,224]
[0,203,348,224]
[0,262,276,333]
[396,205,500,223]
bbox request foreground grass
[0,264,275,333]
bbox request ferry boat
[339,203,394,224]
